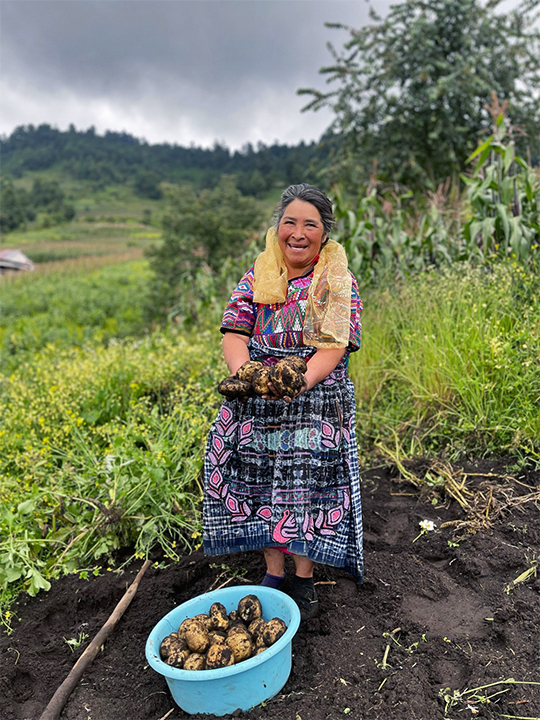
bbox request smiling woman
[202,184,364,621]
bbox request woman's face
[277,198,326,277]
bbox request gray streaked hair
[274,184,335,237]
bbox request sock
[261,572,284,589]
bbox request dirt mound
[1,459,539,720]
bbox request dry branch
[39,559,152,720]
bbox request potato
[248,617,266,640]
[270,359,305,399]
[209,630,227,645]
[177,617,197,640]
[228,619,247,633]
[283,356,308,374]
[218,376,252,401]
[159,633,181,660]
[226,630,254,663]
[236,360,263,383]
[238,594,262,624]
[209,601,228,616]
[262,617,287,646]
[165,645,191,668]
[206,643,235,669]
[252,366,273,396]
[228,610,239,622]
[209,602,229,632]
[254,633,267,650]
[193,613,213,631]
[184,619,211,654]
[184,653,206,671]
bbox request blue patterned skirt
[203,343,363,580]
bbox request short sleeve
[220,267,256,337]
[348,272,363,352]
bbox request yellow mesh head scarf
[252,227,352,348]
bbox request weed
[413,520,436,542]
[439,679,540,717]
[63,632,89,652]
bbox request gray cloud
[0,0,392,148]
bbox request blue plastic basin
[145,584,301,716]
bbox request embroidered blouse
[220,266,362,351]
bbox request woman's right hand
[263,376,308,403]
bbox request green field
[1,146,539,625]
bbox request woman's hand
[262,376,308,403]
[265,348,346,402]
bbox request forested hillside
[1,124,320,194]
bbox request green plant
[330,109,539,289]
[0,260,152,373]
[462,105,540,263]
[349,261,540,460]
[63,632,89,652]
[0,327,225,605]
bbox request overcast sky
[0,0,397,150]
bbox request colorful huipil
[203,265,364,579]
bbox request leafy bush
[0,329,225,600]
[145,175,264,321]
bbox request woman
[203,184,363,620]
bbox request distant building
[0,249,35,273]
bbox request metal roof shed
[0,249,35,273]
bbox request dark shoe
[285,576,318,621]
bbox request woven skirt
[203,349,363,580]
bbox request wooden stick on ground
[39,559,152,720]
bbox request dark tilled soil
[1,459,539,720]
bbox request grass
[0,259,153,373]
[5,220,161,263]
[9,169,165,222]
[349,260,540,462]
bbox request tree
[0,180,29,234]
[300,0,540,188]
[145,175,264,318]
[133,170,163,200]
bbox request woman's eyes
[284,220,318,228]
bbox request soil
[2,458,539,720]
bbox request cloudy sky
[0,0,397,150]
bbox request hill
[0,123,326,236]
[1,123,322,197]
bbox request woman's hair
[274,184,335,236]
